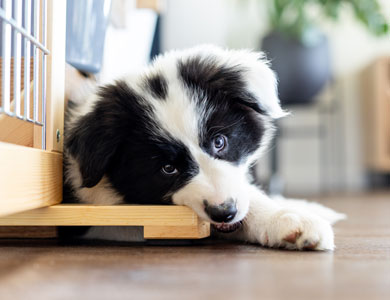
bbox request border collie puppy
[64,45,345,250]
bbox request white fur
[171,150,251,224]
[65,156,124,205]
[271,195,347,225]
[232,186,339,250]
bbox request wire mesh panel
[0,0,65,217]
[0,0,49,149]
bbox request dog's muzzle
[203,199,243,233]
[203,199,237,223]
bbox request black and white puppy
[64,45,344,250]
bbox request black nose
[204,199,237,223]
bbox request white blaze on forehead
[133,55,205,151]
[149,82,201,147]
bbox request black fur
[144,73,168,99]
[201,103,264,164]
[178,55,265,164]
[178,55,267,115]
[65,80,199,204]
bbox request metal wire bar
[1,0,12,114]
[41,0,47,149]
[0,8,49,55]
[32,0,40,123]
[13,0,22,118]
[23,0,31,121]
[0,0,47,137]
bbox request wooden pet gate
[0,0,209,240]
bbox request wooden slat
[0,142,62,216]
[0,204,211,239]
[0,204,203,226]
[144,222,210,239]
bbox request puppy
[64,45,345,250]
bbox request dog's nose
[204,199,237,223]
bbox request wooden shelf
[0,204,210,239]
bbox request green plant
[269,0,389,42]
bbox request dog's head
[66,45,287,229]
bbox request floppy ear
[65,81,136,188]
[241,51,289,119]
[66,104,121,188]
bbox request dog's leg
[270,195,346,225]
[233,186,339,250]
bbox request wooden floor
[0,192,389,300]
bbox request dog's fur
[64,45,345,250]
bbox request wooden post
[0,142,62,216]
[45,0,66,152]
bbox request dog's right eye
[161,164,178,176]
[212,134,227,153]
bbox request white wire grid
[0,0,49,149]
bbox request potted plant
[262,0,389,105]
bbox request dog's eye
[161,164,178,175]
[213,134,227,152]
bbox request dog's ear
[239,51,289,119]
[65,81,137,188]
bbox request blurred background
[66,0,390,198]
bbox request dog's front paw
[263,210,335,251]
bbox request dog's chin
[212,220,243,233]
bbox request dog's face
[66,46,287,229]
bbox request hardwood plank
[0,193,389,300]
[0,226,56,238]
[0,142,62,216]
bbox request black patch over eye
[161,164,179,175]
[213,134,227,152]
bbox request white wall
[161,0,390,195]
[162,0,270,51]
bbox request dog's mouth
[212,220,243,233]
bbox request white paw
[262,210,335,251]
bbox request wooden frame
[0,204,210,239]
[0,0,66,216]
